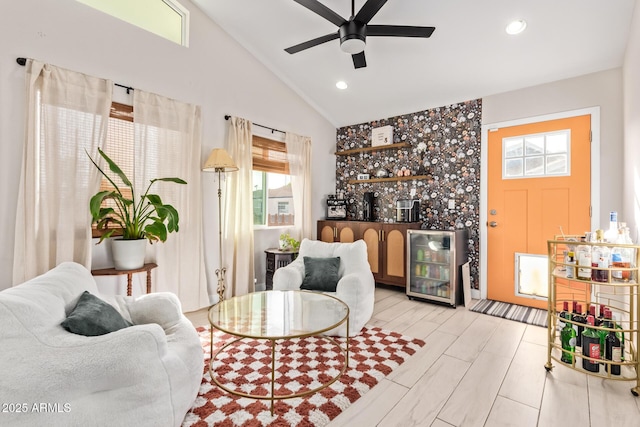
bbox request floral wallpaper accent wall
[335,99,482,289]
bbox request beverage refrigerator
[406,229,469,307]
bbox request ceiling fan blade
[367,25,436,38]
[352,51,367,69]
[293,0,346,27]
[354,0,388,24]
[285,32,339,54]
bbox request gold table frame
[208,290,350,415]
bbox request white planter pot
[112,238,147,270]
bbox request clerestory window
[77,0,189,46]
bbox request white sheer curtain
[133,90,208,312]
[13,61,112,284]
[224,116,255,298]
[285,132,313,240]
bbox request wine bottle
[598,308,613,362]
[561,313,577,364]
[582,315,600,372]
[573,303,586,347]
[605,313,622,375]
[558,301,569,331]
[613,313,625,362]
[596,304,606,327]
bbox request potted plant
[278,233,300,252]
[88,148,186,270]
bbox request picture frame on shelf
[371,125,393,147]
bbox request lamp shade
[202,148,239,172]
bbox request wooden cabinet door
[380,224,407,286]
[337,223,356,243]
[317,221,337,242]
[359,223,381,275]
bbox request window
[252,135,295,227]
[503,130,570,179]
[77,0,189,46]
[92,102,134,238]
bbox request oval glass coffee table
[208,290,350,415]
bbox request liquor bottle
[576,236,592,281]
[582,315,600,372]
[573,302,586,347]
[605,314,622,375]
[588,304,597,320]
[603,211,619,243]
[591,229,610,282]
[611,227,634,281]
[561,313,577,364]
[566,251,576,278]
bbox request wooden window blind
[91,102,134,238]
[252,135,289,174]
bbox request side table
[91,263,158,296]
[264,248,298,290]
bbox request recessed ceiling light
[336,81,348,90]
[506,19,527,35]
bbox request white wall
[483,68,624,226]
[0,0,336,293]
[623,2,640,242]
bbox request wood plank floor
[184,285,640,426]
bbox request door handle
[489,221,498,228]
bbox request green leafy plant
[88,148,187,244]
[279,233,300,251]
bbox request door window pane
[504,138,523,157]
[525,156,544,176]
[505,158,523,178]
[524,136,544,155]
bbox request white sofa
[0,262,203,427]
[273,239,375,337]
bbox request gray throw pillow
[300,256,341,292]
[61,291,132,336]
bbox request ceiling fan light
[505,19,527,35]
[340,38,366,54]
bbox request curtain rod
[224,114,285,135]
[16,57,135,94]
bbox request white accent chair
[0,262,203,427]
[272,239,375,337]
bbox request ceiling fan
[284,0,435,69]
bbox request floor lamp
[203,148,238,303]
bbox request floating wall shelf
[335,142,411,156]
[348,175,429,184]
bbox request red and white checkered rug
[182,325,425,427]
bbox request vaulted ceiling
[192,0,636,127]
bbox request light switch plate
[448,199,455,209]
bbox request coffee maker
[363,192,375,221]
[395,199,420,222]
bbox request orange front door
[487,115,591,309]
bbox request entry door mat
[182,325,425,427]
[470,299,548,328]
